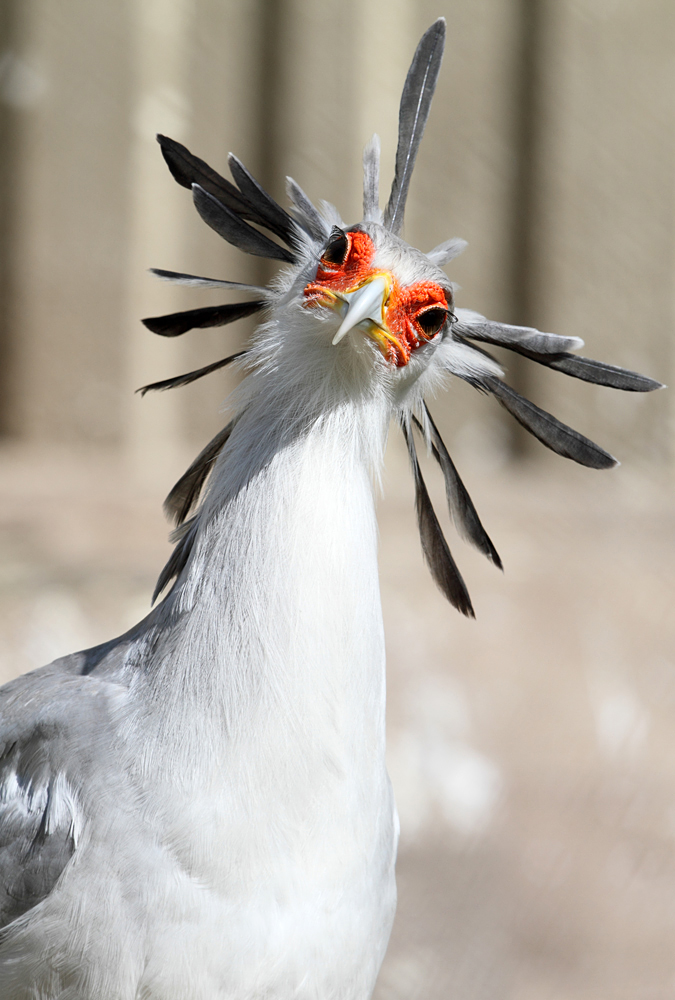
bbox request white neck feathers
[145,389,390,747]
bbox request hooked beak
[332,275,389,345]
[329,273,407,365]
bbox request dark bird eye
[321,229,349,267]
[416,307,447,339]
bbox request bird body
[0,18,662,999]
[0,364,397,999]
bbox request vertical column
[6,0,132,443]
[0,0,18,434]
[502,0,549,455]
[526,0,674,465]
[265,0,359,223]
[124,0,192,478]
[355,0,415,202]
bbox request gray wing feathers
[384,18,446,234]
[0,666,126,934]
[0,747,76,930]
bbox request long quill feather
[482,376,617,469]
[491,343,663,391]
[142,301,265,338]
[193,184,296,263]
[285,178,329,240]
[384,18,446,234]
[402,420,474,618]
[164,421,235,526]
[362,134,381,222]
[158,135,253,219]
[416,406,502,569]
[137,351,247,396]
[153,517,199,602]
[149,268,268,294]
[228,154,299,245]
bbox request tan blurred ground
[1,436,673,999]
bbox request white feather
[426,236,468,266]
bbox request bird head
[264,215,471,416]
[141,18,662,616]
[304,224,450,370]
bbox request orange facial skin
[303,230,449,367]
[384,281,449,365]
[310,230,378,293]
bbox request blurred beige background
[0,1,673,997]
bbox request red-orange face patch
[305,230,377,299]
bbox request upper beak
[331,275,389,346]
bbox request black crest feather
[416,406,502,569]
[384,18,446,235]
[157,135,254,220]
[402,421,474,618]
[142,301,265,338]
[153,518,199,603]
[286,177,329,240]
[149,268,268,294]
[506,348,662,392]
[193,184,296,263]
[164,421,235,526]
[137,351,247,396]
[228,154,299,246]
[455,318,663,392]
[455,318,581,355]
[482,376,617,469]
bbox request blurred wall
[0,0,672,467]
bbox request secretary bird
[0,18,662,1000]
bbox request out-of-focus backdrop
[0,1,673,997]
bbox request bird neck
[149,391,391,745]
